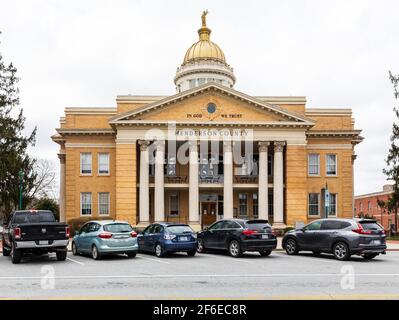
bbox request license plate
[39,240,48,245]
[180,236,189,241]
[372,240,381,245]
[261,234,269,239]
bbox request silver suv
[282,218,387,261]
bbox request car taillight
[14,227,21,240]
[352,223,372,235]
[98,232,113,239]
[242,229,258,235]
[164,234,176,240]
[130,231,138,238]
[65,227,70,238]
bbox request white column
[189,140,200,226]
[138,140,150,224]
[273,141,286,228]
[223,141,234,219]
[154,140,165,222]
[258,142,269,221]
[58,153,66,223]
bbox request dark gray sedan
[282,218,387,260]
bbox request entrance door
[201,202,217,229]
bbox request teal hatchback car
[72,220,138,260]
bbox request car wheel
[363,253,378,261]
[91,245,101,260]
[197,238,206,253]
[126,252,136,258]
[72,242,79,256]
[2,241,10,257]
[56,251,67,261]
[312,251,321,256]
[333,242,350,261]
[285,238,299,255]
[228,240,242,258]
[187,249,197,257]
[259,250,272,257]
[11,243,22,264]
[155,244,165,258]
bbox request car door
[77,223,92,252]
[203,221,224,249]
[3,214,13,247]
[149,224,164,252]
[296,220,323,250]
[144,224,157,252]
[137,225,151,251]
[86,223,101,249]
[319,220,343,250]
[218,221,241,249]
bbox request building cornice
[306,108,352,116]
[64,108,117,115]
[111,120,313,129]
[355,190,394,200]
[56,128,116,136]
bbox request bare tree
[29,159,57,201]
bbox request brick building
[355,184,398,232]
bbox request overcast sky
[0,0,398,195]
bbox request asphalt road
[1,250,399,299]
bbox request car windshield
[103,223,133,233]
[13,212,55,224]
[166,225,193,234]
[360,221,384,231]
[245,220,270,231]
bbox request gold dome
[182,11,226,65]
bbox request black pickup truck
[1,210,69,264]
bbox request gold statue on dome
[201,10,208,27]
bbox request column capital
[188,140,199,149]
[258,141,270,152]
[223,140,233,152]
[274,141,286,153]
[138,140,150,151]
[58,153,66,163]
[153,139,165,150]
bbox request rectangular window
[98,192,110,215]
[326,154,337,176]
[80,192,92,216]
[329,193,337,216]
[169,193,179,216]
[308,193,320,216]
[239,193,248,217]
[268,154,273,177]
[80,153,92,175]
[98,153,110,175]
[308,154,320,176]
[253,193,258,218]
[368,201,372,212]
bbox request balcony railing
[165,175,188,184]
[199,175,223,184]
[234,175,259,183]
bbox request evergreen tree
[0,32,37,219]
[383,71,399,234]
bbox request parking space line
[0,273,398,281]
[67,257,85,266]
[137,255,171,264]
[204,254,255,264]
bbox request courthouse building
[52,13,363,230]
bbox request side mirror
[74,230,80,236]
[301,228,306,232]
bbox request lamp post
[18,170,23,210]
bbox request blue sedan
[72,220,138,260]
[137,223,198,257]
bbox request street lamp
[18,169,23,210]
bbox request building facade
[52,13,363,231]
[354,184,398,232]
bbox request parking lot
[1,250,399,299]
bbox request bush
[67,216,115,237]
